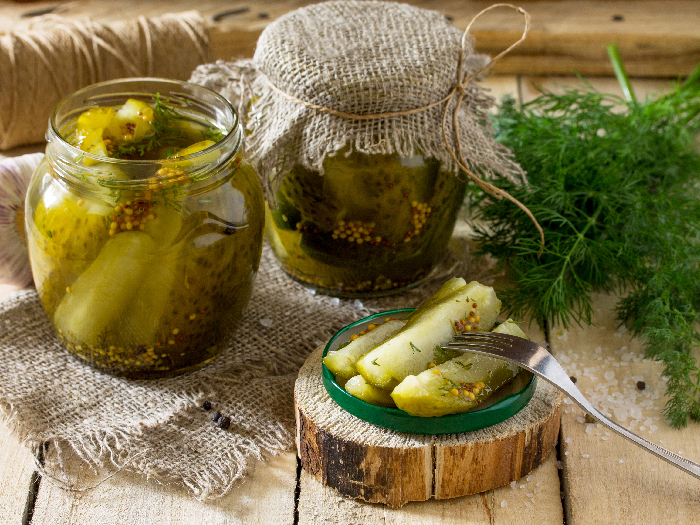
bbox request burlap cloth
[0,234,497,500]
[189,0,525,202]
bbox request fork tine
[445,341,508,353]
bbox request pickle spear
[355,281,501,389]
[390,320,526,417]
[324,318,406,379]
[344,375,396,407]
[53,232,156,347]
[117,247,180,347]
[404,276,466,322]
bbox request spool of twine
[0,11,210,150]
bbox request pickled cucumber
[118,243,181,347]
[404,277,467,322]
[390,320,525,417]
[344,375,396,407]
[323,318,406,379]
[33,196,110,263]
[266,146,468,295]
[53,232,156,347]
[355,281,501,389]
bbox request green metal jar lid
[322,309,537,435]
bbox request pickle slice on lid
[355,281,501,389]
[390,320,525,417]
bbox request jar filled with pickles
[265,148,467,295]
[25,78,264,378]
[197,1,525,297]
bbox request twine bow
[263,3,545,252]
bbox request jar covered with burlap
[25,78,265,378]
[192,1,525,297]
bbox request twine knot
[452,82,468,97]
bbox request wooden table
[2,1,700,523]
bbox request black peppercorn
[570,376,577,384]
[202,400,212,411]
[211,411,222,423]
[218,416,231,430]
[637,381,646,391]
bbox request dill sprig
[469,46,700,427]
[111,95,186,159]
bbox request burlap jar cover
[191,0,527,200]
[0,0,524,499]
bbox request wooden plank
[0,421,39,524]
[0,1,698,77]
[30,451,298,524]
[519,75,675,104]
[550,292,700,524]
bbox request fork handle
[561,381,700,479]
[534,352,700,480]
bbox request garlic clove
[0,153,44,287]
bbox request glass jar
[25,78,264,378]
[265,147,467,296]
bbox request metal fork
[444,331,700,480]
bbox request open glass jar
[265,148,467,296]
[25,78,264,378]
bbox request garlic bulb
[0,153,44,286]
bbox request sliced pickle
[355,281,501,389]
[390,320,526,417]
[323,318,405,379]
[142,204,185,249]
[53,232,156,347]
[345,375,396,407]
[118,246,180,347]
[404,276,466,322]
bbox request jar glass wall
[25,79,264,378]
[265,148,467,296]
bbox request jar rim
[47,77,242,186]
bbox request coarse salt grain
[565,437,573,444]
[329,297,340,306]
[582,454,590,458]
[619,459,625,463]
[501,501,507,508]
[353,299,363,308]
[259,318,273,327]
[306,288,316,295]
[510,481,517,489]
[565,451,571,456]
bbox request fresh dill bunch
[469,49,700,427]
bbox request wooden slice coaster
[295,345,562,509]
